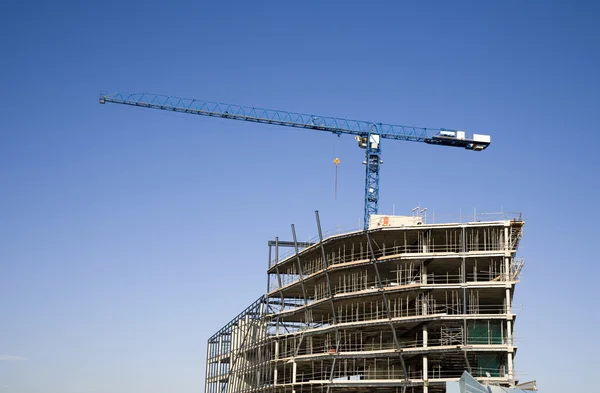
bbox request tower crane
[99,92,491,228]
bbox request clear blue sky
[1,1,598,392]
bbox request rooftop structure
[205,212,525,393]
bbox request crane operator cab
[355,134,380,150]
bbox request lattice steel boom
[100,92,491,227]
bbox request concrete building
[205,212,525,393]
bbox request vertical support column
[273,340,279,386]
[507,352,514,385]
[423,319,428,392]
[461,257,467,314]
[205,340,212,393]
[292,361,297,384]
[461,226,467,314]
[423,355,428,393]
[507,316,514,385]
[505,223,514,386]
[230,325,238,393]
[422,261,427,285]
[216,336,223,386]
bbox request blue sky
[1,1,599,392]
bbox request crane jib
[99,92,491,228]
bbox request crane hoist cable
[333,157,340,200]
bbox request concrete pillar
[422,262,427,284]
[505,256,510,281]
[273,340,279,385]
[506,319,514,389]
[505,288,511,314]
[504,227,509,250]
[423,355,428,393]
[507,351,514,385]
[292,361,297,384]
[423,324,429,392]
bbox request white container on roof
[368,214,423,229]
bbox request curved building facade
[205,214,524,393]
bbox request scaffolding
[205,213,525,393]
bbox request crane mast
[100,92,490,227]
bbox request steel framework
[205,212,525,393]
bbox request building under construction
[204,212,525,393]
